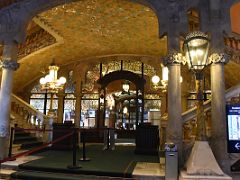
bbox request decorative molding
[0,60,19,70]
[0,125,9,137]
[209,53,230,64]
[163,52,185,66]
[185,31,209,42]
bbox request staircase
[13,128,44,152]
[160,83,240,149]
[9,94,50,155]
[0,94,50,179]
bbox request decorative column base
[180,141,232,180]
[0,137,9,160]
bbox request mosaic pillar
[163,53,183,165]
[210,53,231,173]
[0,41,19,160]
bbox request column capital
[162,52,185,66]
[0,125,9,137]
[209,53,230,64]
[1,60,19,71]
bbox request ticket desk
[135,123,159,155]
[51,122,75,150]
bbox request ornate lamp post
[181,31,227,178]
[184,31,210,141]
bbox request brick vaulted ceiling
[0,0,239,93]
[13,0,167,92]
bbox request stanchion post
[67,128,81,169]
[8,127,16,160]
[79,129,90,161]
[107,128,110,150]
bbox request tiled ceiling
[13,0,167,92]
[0,0,238,93]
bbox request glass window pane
[30,99,45,109]
[30,94,45,98]
[47,99,58,109]
[64,100,76,110]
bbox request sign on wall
[226,104,240,153]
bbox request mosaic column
[210,53,231,173]
[0,41,19,160]
[163,52,183,165]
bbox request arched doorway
[97,69,145,129]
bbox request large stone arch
[0,0,160,44]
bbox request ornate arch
[0,0,159,43]
[97,70,145,89]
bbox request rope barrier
[15,128,52,132]
[1,127,122,164]
[0,132,73,164]
[15,127,119,133]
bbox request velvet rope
[0,132,73,164]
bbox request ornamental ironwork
[162,52,185,66]
[0,60,19,70]
[209,53,230,64]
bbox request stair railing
[11,94,49,130]
[160,83,240,144]
[182,83,240,123]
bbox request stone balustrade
[224,36,240,51]
[224,35,240,64]
[160,83,240,145]
[10,93,49,130]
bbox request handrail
[182,83,240,123]
[11,93,48,122]
[161,83,240,123]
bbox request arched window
[30,84,58,114]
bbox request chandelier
[39,63,66,93]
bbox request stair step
[11,170,130,180]
[14,131,32,136]
[0,168,16,179]
[12,144,22,153]
[20,141,43,149]
[14,136,37,143]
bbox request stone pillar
[163,53,183,165]
[57,89,65,123]
[0,41,19,160]
[210,53,231,173]
[74,79,82,128]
